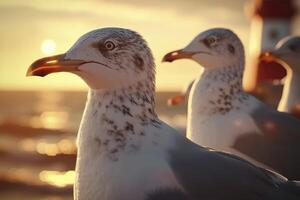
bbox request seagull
[27,27,300,200]
[261,36,300,119]
[162,28,300,179]
[167,80,194,106]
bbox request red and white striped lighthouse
[244,0,297,92]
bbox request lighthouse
[244,0,297,93]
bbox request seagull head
[27,28,155,90]
[261,36,300,73]
[162,28,244,69]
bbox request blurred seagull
[163,28,300,179]
[261,36,300,118]
[27,27,300,200]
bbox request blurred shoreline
[0,90,187,199]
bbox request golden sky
[0,0,299,91]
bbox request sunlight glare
[39,170,75,187]
[41,39,56,55]
[40,111,69,130]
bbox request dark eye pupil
[289,44,297,51]
[105,42,114,49]
[203,37,216,47]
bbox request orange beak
[167,95,186,106]
[259,51,279,63]
[27,53,86,77]
[162,49,195,62]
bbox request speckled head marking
[64,28,161,161]
[65,27,155,90]
[163,28,247,116]
[163,28,244,70]
[186,28,244,69]
[28,28,160,161]
[192,29,247,115]
[28,27,155,90]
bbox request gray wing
[250,103,300,143]
[146,188,193,200]
[232,103,300,179]
[167,135,299,200]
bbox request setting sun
[41,39,56,55]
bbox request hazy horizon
[1,2,300,198]
[1,0,300,91]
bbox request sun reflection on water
[37,142,59,156]
[29,111,69,130]
[20,138,36,152]
[36,139,76,156]
[27,91,71,130]
[39,170,75,187]
[40,111,69,130]
[19,138,76,156]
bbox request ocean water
[0,90,187,200]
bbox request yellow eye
[104,41,116,50]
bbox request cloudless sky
[0,0,299,91]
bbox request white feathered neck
[189,64,251,117]
[77,80,161,161]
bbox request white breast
[187,110,260,149]
[76,151,181,200]
[186,79,268,167]
[75,115,182,200]
[186,78,262,152]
